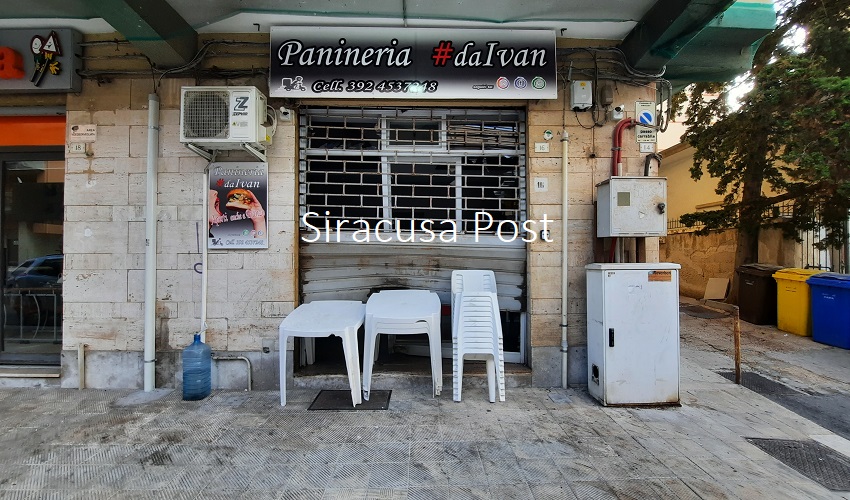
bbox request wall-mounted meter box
[597,176,667,237]
[570,80,593,110]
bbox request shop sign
[269,26,556,100]
[208,162,269,250]
[0,28,82,93]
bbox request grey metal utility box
[596,176,667,237]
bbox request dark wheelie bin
[736,263,783,325]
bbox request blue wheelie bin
[806,273,850,349]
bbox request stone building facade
[0,22,680,391]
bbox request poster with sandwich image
[208,162,268,249]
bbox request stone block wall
[661,227,801,299]
[62,78,297,389]
[660,230,738,299]
[526,84,659,387]
[58,71,657,390]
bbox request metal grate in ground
[717,371,801,395]
[746,438,850,491]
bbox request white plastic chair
[450,270,502,402]
[451,270,497,351]
[300,338,316,366]
[362,290,442,401]
[451,270,498,325]
[452,291,506,403]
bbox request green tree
[679,0,850,299]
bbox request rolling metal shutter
[298,106,527,358]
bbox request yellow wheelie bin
[772,268,824,336]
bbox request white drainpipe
[143,94,160,392]
[561,130,570,389]
[200,165,210,342]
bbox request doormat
[308,390,391,410]
[746,438,850,491]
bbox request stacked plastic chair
[451,270,498,324]
[451,270,506,402]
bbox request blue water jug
[182,333,211,401]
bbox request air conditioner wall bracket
[185,143,266,163]
[242,143,267,163]
[185,143,215,162]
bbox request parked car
[6,254,63,289]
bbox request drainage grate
[717,371,800,395]
[746,438,850,491]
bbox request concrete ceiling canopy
[0,0,775,86]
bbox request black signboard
[269,27,556,100]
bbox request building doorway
[0,148,64,365]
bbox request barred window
[299,107,526,233]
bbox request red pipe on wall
[611,118,635,176]
[608,118,635,262]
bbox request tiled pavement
[4,300,850,500]
[1,351,849,500]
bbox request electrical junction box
[585,262,681,406]
[570,80,593,110]
[597,176,667,237]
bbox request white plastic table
[363,290,442,400]
[278,300,365,407]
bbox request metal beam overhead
[618,0,735,72]
[81,0,197,68]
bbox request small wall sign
[69,124,97,142]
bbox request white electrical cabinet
[586,263,681,406]
[597,176,667,237]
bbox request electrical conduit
[561,130,570,389]
[609,118,635,263]
[612,118,635,176]
[143,94,160,392]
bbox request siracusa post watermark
[302,211,554,244]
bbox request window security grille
[299,107,526,233]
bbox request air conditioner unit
[179,86,272,151]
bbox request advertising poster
[208,162,268,250]
[269,26,556,100]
